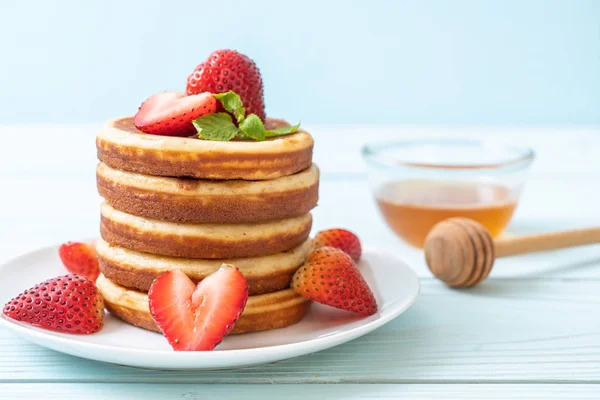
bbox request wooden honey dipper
[424,217,600,288]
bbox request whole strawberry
[291,247,377,316]
[186,50,265,120]
[3,274,104,334]
[58,241,100,281]
[314,228,362,263]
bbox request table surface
[1,124,600,399]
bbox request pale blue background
[1,0,598,125]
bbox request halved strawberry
[313,228,362,262]
[58,242,100,281]
[148,266,248,351]
[133,91,217,136]
[292,247,377,316]
[3,274,104,334]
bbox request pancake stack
[94,117,319,334]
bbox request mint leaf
[239,114,266,141]
[214,91,246,123]
[193,91,301,142]
[265,122,300,138]
[193,113,239,141]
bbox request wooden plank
[1,124,600,389]
[311,125,600,177]
[312,179,600,279]
[0,383,598,399]
[1,178,600,279]
[1,280,600,384]
[1,125,599,179]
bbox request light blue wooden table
[1,124,599,399]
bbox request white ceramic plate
[0,243,419,370]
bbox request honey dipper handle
[494,227,600,258]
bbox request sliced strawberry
[148,266,248,351]
[3,274,104,334]
[186,50,265,120]
[58,242,100,281]
[292,247,377,316]
[133,91,217,136]
[313,228,362,262]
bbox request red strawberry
[148,266,248,351]
[314,228,362,262]
[58,242,100,281]
[292,247,377,316]
[3,274,104,334]
[186,50,265,120]
[133,91,217,136]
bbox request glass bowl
[362,139,535,248]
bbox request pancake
[97,162,319,224]
[96,274,311,335]
[96,117,314,180]
[96,237,312,295]
[100,202,312,259]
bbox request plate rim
[0,243,420,368]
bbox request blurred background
[0,0,598,126]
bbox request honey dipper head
[424,218,495,288]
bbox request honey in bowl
[376,180,517,248]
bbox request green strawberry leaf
[265,122,300,137]
[193,113,240,141]
[214,91,246,123]
[238,114,266,141]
